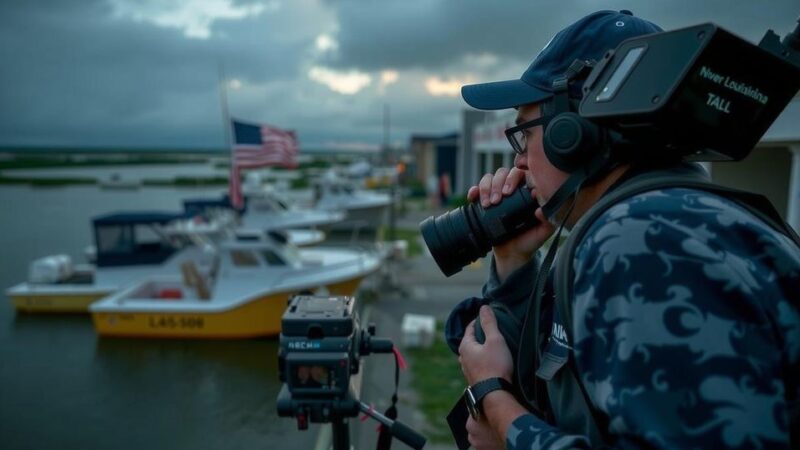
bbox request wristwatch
[464,377,515,420]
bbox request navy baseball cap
[461,10,662,110]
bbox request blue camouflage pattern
[506,188,800,449]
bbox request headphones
[541,60,607,173]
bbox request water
[0,181,320,449]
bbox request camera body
[277,295,394,425]
[279,295,358,399]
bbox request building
[409,132,460,199]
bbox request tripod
[277,385,426,450]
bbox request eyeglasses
[504,115,552,155]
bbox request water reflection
[0,182,319,450]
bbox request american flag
[229,119,299,209]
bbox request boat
[98,172,141,189]
[6,212,215,313]
[234,228,326,247]
[312,170,392,233]
[239,179,346,231]
[181,196,328,246]
[89,234,384,338]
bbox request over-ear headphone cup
[544,112,600,172]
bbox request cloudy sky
[0,0,797,151]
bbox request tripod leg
[331,418,350,450]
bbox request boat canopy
[92,211,186,267]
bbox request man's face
[513,103,570,206]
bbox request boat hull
[91,277,365,339]
[328,203,389,232]
[9,291,111,313]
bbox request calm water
[0,180,319,449]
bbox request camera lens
[419,186,540,276]
[420,206,489,277]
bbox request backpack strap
[552,164,800,442]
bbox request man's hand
[458,306,513,385]
[466,416,504,450]
[467,167,554,281]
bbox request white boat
[98,173,141,189]
[182,195,333,243]
[240,179,345,231]
[234,228,326,247]
[90,235,384,338]
[7,212,215,313]
[312,170,391,233]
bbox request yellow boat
[90,240,384,339]
[7,212,217,314]
[7,211,328,314]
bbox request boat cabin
[92,212,187,267]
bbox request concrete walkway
[353,206,491,450]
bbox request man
[451,10,800,449]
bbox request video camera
[276,295,426,450]
[578,19,800,161]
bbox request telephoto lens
[419,186,540,276]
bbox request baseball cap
[461,10,663,110]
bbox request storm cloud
[0,0,797,150]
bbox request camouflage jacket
[485,188,800,449]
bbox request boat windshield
[230,250,260,267]
[261,250,286,266]
[280,244,301,266]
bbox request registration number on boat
[148,316,204,329]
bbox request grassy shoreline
[406,323,464,443]
[0,176,97,186]
[0,155,211,171]
[0,175,231,187]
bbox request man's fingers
[505,167,527,193]
[490,167,510,205]
[467,186,479,202]
[459,319,477,355]
[463,318,477,342]
[478,173,493,208]
[478,305,501,339]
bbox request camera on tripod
[276,295,426,450]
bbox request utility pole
[382,104,391,164]
[384,103,396,243]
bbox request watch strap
[470,377,514,414]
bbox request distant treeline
[0,146,224,154]
[0,154,211,170]
[0,174,312,189]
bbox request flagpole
[218,62,232,150]
[219,62,242,210]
